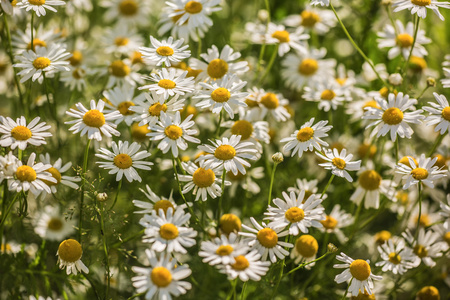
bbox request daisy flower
[375,238,417,275]
[132,250,192,300]
[106,59,142,88]
[101,0,150,27]
[226,166,265,197]
[140,207,197,254]
[219,250,271,281]
[17,0,65,17]
[0,116,51,150]
[0,152,19,183]
[102,25,143,55]
[423,93,450,135]
[310,0,330,6]
[395,154,447,189]
[96,141,153,182]
[139,68,195,101]
[284,5,336,35]
[287,178,320,198]
[140,36,190,67]
[198,232,249,266]
[196,135,258,176]
[363,92,424,142]
[303,79,349,112]
[403,228,445,267]
[393,0,450,21]
[65,99,122,141]
[281,117,332,158]
[265,190,325,236]
[239,217,293,263]
[158,5,208,42]
[220,213,242,235]
[440,194,450,229]
[290,235,319,267]
[262,23,309,57]
[222,111,270,145]
[38,153,80,195]
[178,161,229,202]
[350,168,395,209]
[442,56,450,88]
[148,111,200,157]
[33,205,76,241]
[60,66,89,92]
[103,85,146,126]
[334,252,382,296]
[13,44,71,83]
[316,148,361,182]
[257,91,291,122]
[11,25,63,54]
[320,204,354,244]
[167,0,222,31]
[133,185,181,216]
[57,239,89,275]
[194,74,248,119]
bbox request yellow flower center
[411,168,428,180]
[83,109,105,128]
[271,30,290,43]
[301,10,320,27]
[349,259,371,281]
[151,267,172,287]
[113,154,133,169]
[298,58,318,76]
[192,167,215,188]
[414,244,428,258]
[336,78,347,86]
[159,223,179,240]
[245,98,259,108]
[398,156,417,168]
[443,232,450,246]
[396,33,414,48]
[260,92,279,109]
[11,126,32,141]
[257,228,278,248]
[185,1,203,13]
[42,167,61,186]
[131,123,150,141]
[388,252,401,265]
[164,125,183,140]
[154,200,174,216]
[302,190,313,203]
[231,255,249,270]
[116,101,134,116]
[396,192,409,205]
[410,56,427,71]
[320,89,336,101]
[415,213,430,227]
[119,0,138,16]
[285,207,305,223]
[156,46,175,56]
[109,60,130,77]
[72,68,85,79]
[332,157,346,170]
[16,165,37,182]
[416,286,440,300]
[58,239,82,263]
[29,0,45,5]
[231,120,253,140]
[382,107,404,125]
[411,0,431,6]
[375,230,391,244]
[69,50,83,66]
[357,144,377,159]
[11,0,17,6]
[352,291,376,300]
[441,107,450,121]
[220,213,242,234]
[295,235,318,257]
[359,170,382,191]
[148,103,167,116]
[214,145,236,161]
[211,87,231,103]
[432,154,447,169]
[32,57,51,69]
[27,39,47,51]
[158,79,177,89]
[207,58,229,79]
[362,100,381,112]
[320,215,338,230]
[131,51,143,64]
[296,127,314,142]
[216,245,234,256]
[114,37,129,47]
[47,218,63,231]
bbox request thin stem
[215,110,223,138]
[197,29,202,58]
[0,192,21,244]
[31,13,34,53]
[217,168,227,228]
[394,137,399,163]
[271,260,285,298]
[414,182,423,242]
[341,278,353,300]
[83,274,101,300]
[415,85,429,101]
[226,279,237,300]
[402,16,420,75]
[240,282,248,300]
[78,139,92,242]
[268,162,278,206]
[110,178,123,210]
[258,44,278,85]
[320,174,335,199]
[284,252,330,277]
[111,229,145,248]
[255,0,271,80]
[427,134,444,156]
[97,203,110,299]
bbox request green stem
[78,139,91,242]
[414,182,423,242]
[215,110,223,138]
[427,134,444,156]
[402,16,420,75]
[341,278,353,300]
[226,279,237,300]
[258,44,278,85]
[0,192,21,244]
[320,174,335,199]
[271,260,285,298]
[394,137,399,163]
[240,282,248,300]
[217,168,227,229]
[268,163,278,206]
[284,252,330,277]
[18,149,23,161]
[110,178,123,210]
[197,29,202,58]
[415,85,429,101]
[30,13,34,53]
[97,202,110,300]
[83,274,101,300]
[111,229,145,248]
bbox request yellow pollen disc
[331,142,344,152]
[214,145,236,161]
[192,168,215,188]
[83,109,105,128]
[154,200,174,216]
[257,228,278,248]
[396,191,409,205]
[382,107,404,125]
[357,144,377,159]
[159,223,179,240]
[117,101,135,116]
[285,207,305,223]
[216,245,233,256]
[16,165,37,182]
[359,170,382,191]
[332,157,346,170]
[411,0,431,6]
[352,291,376,300]
[119,0,138,16]
[164,125,183,140]
[227,170,246,181]
[11,0,17,6]
[156,46,174,56]
[416,286,440,300]
[414,244,428,258]
[398,156,417,168]
[271,30,290,43]
[301,10,320,27]
[409,56,427,71]
[158,79,177,89]
[415,213,430,227]
[295,235,318,257]
[296,127,314,142]
[432,154,447,169]
[379,87,390,98]
[231,120,253,140]
[185,1,203,13]
[207,59,229,79]
[47,218,63,231]
[320,215,338,230]
[260,92,279,109]
[231,255,250,271]
[362,100,381,112]
[69,50,83,66]
[245,98,259,107]
[113,154,133,169]
[29,0,45,5]
[114,37,129,47]
[171,10,185,23]
[32,57,51,69]
[109,60,130,77]
[27,39,47,51]
[220,213,242,234]
[148,103,167,116]
[441,107,450,121]
[11,126,32,141]
[375,230,391,244]
[298,58,318,76]
[131,51,143,64]
[72,68,85,79]
[388,252,401,265]
[349,259,371,281]
[131,123,150,141]
[211,87,231,103]
[411,167,428,180]
[443,232,450,246]
[396,33,414,48]
[336,78,347,86]
[58,239,82,263]
[42,167,61,186]
[320,89,336,101]
[151,266,172,287]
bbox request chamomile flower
[393,0,450,21]
[140,36,190,67]
[320,204,354,243]
[198,233,249,266]
[60,66,89,91]
[350,168,395,209]
[96,141,153,182]
[257,91,291,122]
[219,250,271,281]
[158,5,208,42]
[101,0,150,27]
[0,152,19,183]
[103,25,143,55]
[139,68,195,101]
[103,85,146,126]
[196,135,258,176]
[310,0,330,6]
[106,59,142,88]
[396,154,447,189]
[334,252,382,296]
[148,111,200,157]
[317,148,361,182]
[442,57,450,88]
[303,80,349,112]
[287,178,319,198]
[290,235,319,266]
[17,0,65,17]
[284,5,336,35]
[57,239,89,275]
[440,194,450,229]
[167,0,222,30]
[222,111,270,145]
[226,167,265,197]
[363,92,424,142]
[133,185,180,216]
[34,206,76,241]
[38,153,80,194]
[281,118,332,158]
[0,116,51,150]
[263,23,309,57]
[375,238,417,275]
[403,228,445,267]
[65,99,122,141]
[11,25,63,54]
[423,93,450,135]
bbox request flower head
[0,116,51,150]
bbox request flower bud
[272,152,284,164]
[96,192,108,202]
[388,73,403,86]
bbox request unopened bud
[381,0,393,5]
[96,192,108,202]
[327,243,338,253]
[272,152,284,164]
[426,77,436,87]
[258,9,269,22]
[388,73,403,86]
